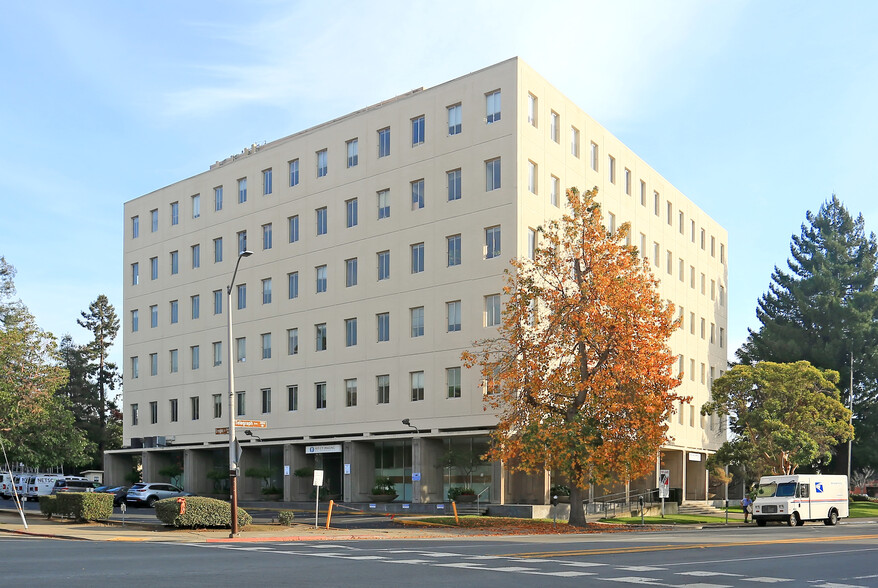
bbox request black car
[101,485,130,506]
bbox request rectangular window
[289,215,299,243]
[701,318,706,339]
[212,394,222,418]
[214,237,223,263]
[527,93,537,126]
[447,300,461,332]
[345,258,358,287]
[679,259,685,282]
[150,257,158,280]
[236,337,246,362]
[346,198,358,228]
[315,323,327,351]
[151,208,158,232]
[666,200,672,225]
[690,312,695,335]
[485,294,501,327]
[624,169,631,195]
[653,191,660,216]
[345,318,357,347]
[447,234,461,267]
[485,158,501,191]
[377,312,390,342]
[288,385,298,411]
[317,149,328,178]
[149,353,158,376]
[410,306,424,337]
[679,211,685,234]
[238,178,247,203]
[263,168,272,195]
[262,223,272,250]
[447,104,461,135]
[150,305,158,328]
[590,142,599,171]
[262,278,272,304]
[191,244,201,269]
[447,169,461,201]
[640,180,646,206]
[377,375,390,404]
[710,323,716,344]
[170,300,179,324]
[131,263,139,285]
[411,115,425,146]
[666,251,673,275]
[571,126,580,157]
[191,396,200,420]
[485,90,501,123]
[131,215,139,238]
[653,242,660,267]
[701,228,706,249]
[316,207,327,236]
[447,367,461,398]
[720,327,725,348]
[339,378,358,409]
[214,186,223,211]
[411,243,424,274]
[316,265,327,293]
[528,228,537,260]
[262,333,271,359]
[316,382,327,409]
[287,328,298,355]
[170,201,179,226]
[551,175,560,207]
[550,111,559,142]
[236,283,246,309]
[169,349,178,373]
[131,403,139,426]
[528,160,537,194]
[377,251,390,281]
[377,189,390,219]
[608,213,616,236]
[639,233,646,258]
[191,345,200,370]
[131,309,139,332]
[720,285,726,306]
[690,266,696,289]
[289,159,300,186]
[237,230,247,254]
[211,290,222,316]
[411,371,425,401]
[711,235,716,257]
[485,225,501,259]
[711,279,716,301]
[721,243,726,264]
[236,391,245,416]
[608,155,616,184]
[378,127,391,158]
[130,356,139,379]
[288,272,299,299]
[150,401,158,424]
[346,139,358,168]
[411,179,424,209]
[701,273,706,295]
[170,250,179,275]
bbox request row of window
[130,367,468,426]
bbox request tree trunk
[568,484,588,527]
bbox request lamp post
[227,249,252,537]
[402,419,420,502]
[848,351,854,486]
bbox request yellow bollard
[326,499,334,529]
[452,500,459,525]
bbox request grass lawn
[407,516,637,534]
[849,501,878,518]
[604,514,733,525]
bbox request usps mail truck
[752,474,848,527]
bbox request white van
[752,474,848,526]
[25,474,65,501]
[0,473,16,499]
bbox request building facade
[108,58,728,504]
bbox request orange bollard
[452,500,459,525]
[326,499,334,529]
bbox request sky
[2,0,877,370]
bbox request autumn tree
[737,196,878,472]
[462,187,684,526]
[0,256,92,467]
[703,361,853,478]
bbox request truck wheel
[756,518,767,527]
[789,512,800,527]
[824,510,839,526]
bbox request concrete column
[103,453,130,487]
[183,449,212,495]
[543,469,552,504]
[141,450,173,482]
[285,445,312,501]
[344,441,373,502]
[496,460,506,505]
[417,438,445,503]
[681,451,688,502]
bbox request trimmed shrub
[39,495,57,518]
[154,496,252,529]
[851,494,872,502]
[54,492,113,522]
[277,510,296,526]
[448,487,476,501]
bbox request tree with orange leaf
[462,187,684,526]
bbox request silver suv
[125,483,192,507]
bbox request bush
[447,487,476,501]
[38,495,57,518]
[52,493,113,522]
[550,484,571,497]
[154,496,252,529]
[277,510,296,526]
[371,476,396,495]
[851,494,872,502]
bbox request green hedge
[154,496,252,529]
[39,493,113,522]
[277,510,296,526]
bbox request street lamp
[401,418,420,434]
[228,249,252,537]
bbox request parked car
[51,478,100,494]
[101,485,130,506]
[125,483,192,507]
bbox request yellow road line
[501,533,878,558]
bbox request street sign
[313,469,324,487]
[306,444,342,454]
[215,427,229,435]
[659,469,670,499]
[235,420,267,428]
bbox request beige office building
[108,58,728,506]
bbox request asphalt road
[2,520,877,587]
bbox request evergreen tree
[57,335,103,469]
[77,295,120,467]
[737,196,878,471]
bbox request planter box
[455,494,477,503]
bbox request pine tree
[738,195,878,471]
